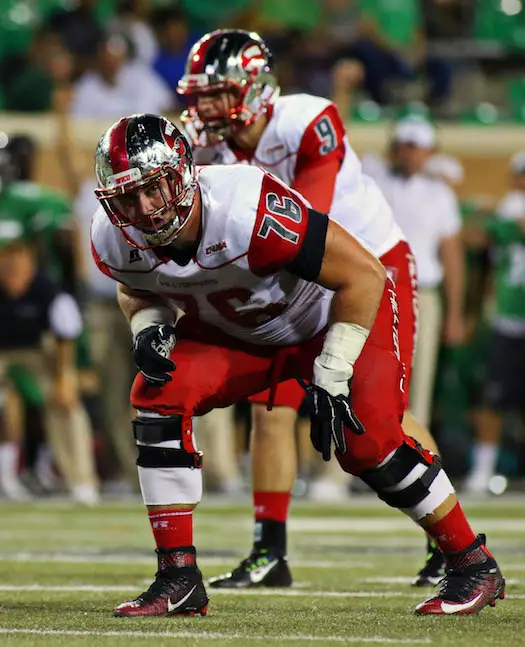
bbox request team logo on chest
[205,240,227,256]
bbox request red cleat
[115,548,209,617]
[415,535,505,615]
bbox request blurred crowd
[1,0,525,119]
[1,0,525,505]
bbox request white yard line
[497,564,525,571]
[0,584,418,597]
[2,516,525,533]
[0,585,137,592]
[287,519,525,532]
[0,584,521,601]
[360,584,520,588]
[0,628,431,644]
[0,585,451,600]
[0,553,373,568]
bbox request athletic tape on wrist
[130,306,175,338]
[317,322,370,378]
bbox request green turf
[0,497,521,646]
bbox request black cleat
[114,547,209,617]
[412,537,445,587]
[415,534,505,615]
[208,548,292,588]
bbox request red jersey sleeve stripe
[90,239,113,278]
[292,103,346,214]
[248,172,310,277]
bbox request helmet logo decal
[174,136,189,168]
[241,44,264,73]
[107,167,141,187]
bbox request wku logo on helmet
[173,136,188,168]
[240,44,265,75]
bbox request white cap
[393,117,436,149]
[425,154,464,185]
[510,151,525,174]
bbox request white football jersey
[91,165,333,346]
[191,94,403,258]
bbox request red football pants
[131,278,406,474]
[248,240,417,412]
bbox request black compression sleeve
[286,208,328,281]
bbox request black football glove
[300,379,365,462]
[133,324,176,387]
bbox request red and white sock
[253,491,291,523]
[148,508,193,550]
[425,502,478,555]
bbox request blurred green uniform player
[0,179,93,416]
[483,215,525,321]
[432,199,491,468]
[434,189,525,464]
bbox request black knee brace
[133,415,203,469]
[360,440,441,509]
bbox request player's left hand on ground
[300,380,364,462]
[133,324,176,387]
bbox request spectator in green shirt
[2,29,73,112]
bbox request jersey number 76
[257,192,302,244]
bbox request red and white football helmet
[177,29,280,147]
[94,114,197,249]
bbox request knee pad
[360,438,455,521]
[133,413,203,506]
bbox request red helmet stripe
[188,33,216,75]
[108,117,131,174]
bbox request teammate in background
[91,112,504,617]
[463,152,525,494]
[176,29,443,588]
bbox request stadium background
[1,2,525,644]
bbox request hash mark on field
[0,628,431,644]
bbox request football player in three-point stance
[91,112,504,616]
[177,29,443,588]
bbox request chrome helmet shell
[177,29,279,146]
[94,113,196,248]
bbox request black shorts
[483,329,525,411]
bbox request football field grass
[0,496,523,646]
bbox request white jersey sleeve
[90,164,333,346]
[435,181,462,238]
[90,206,166,285]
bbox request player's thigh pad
[360,437,455,520]
[134,412,203,506]
[335,280,406,474]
